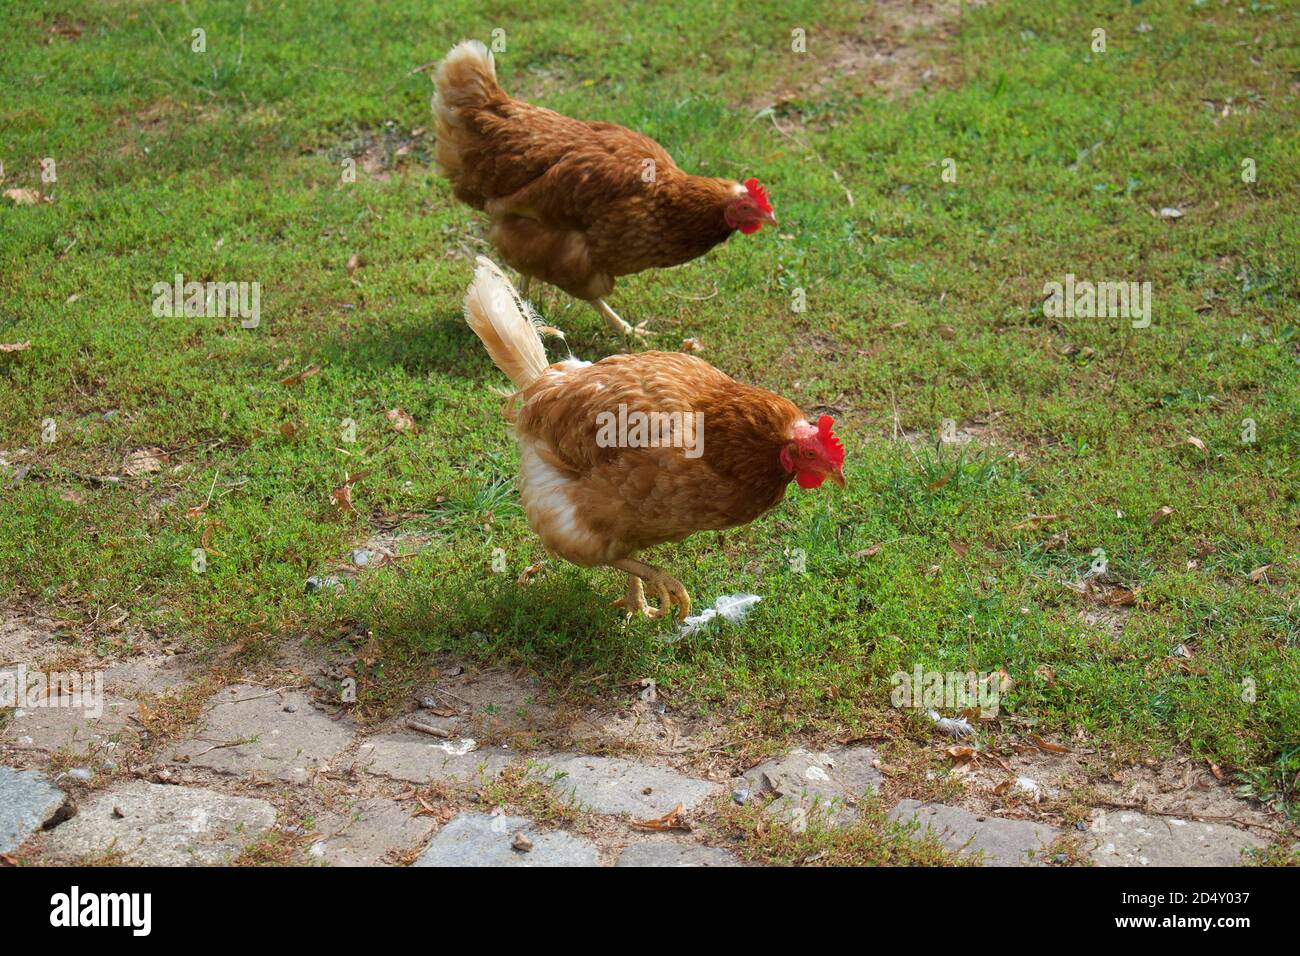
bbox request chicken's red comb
[744,177,773,215]
[817,415,845,465]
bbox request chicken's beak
[762,211,779,227]
[828,465,845,487]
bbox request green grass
[1,0,1297,813]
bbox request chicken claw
[612,559,691,622]
[589,299,648,338]
[611,574,648,620]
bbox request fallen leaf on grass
[331,470,369,513]
[4,188,47,206]
[945,745,978,761]
[1185,435,1206,453]
[385,407,415,432]
[926,473,952,492]
[123,448,166,476]
[1248,565,1271,583]
[516,562,543,585]
[854,543,882,559]
[680,337,704,352]
[631,803,689,832]
[1150,505,1175,525]
[1206,759,1224,781]
[1029,735,1071,754]
[1011,514,1069,532]
[279,363,321,386]
[346,253,362,277]
[1100,584,1140,607]
[0,342,31,352]
[1035,664,1056,686]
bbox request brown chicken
[463,257,845,621]
[435,40,777,336]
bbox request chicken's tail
[432,41,502,178]
[463,257,552,393]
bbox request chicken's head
[780,415,846,489]
[725,178,777,234]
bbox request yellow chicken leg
[611,573,647,620]
[612,558,691,622]
[589,299,649,338]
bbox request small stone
[351,549,372,567]
[642,787,653,795]
[414,813,597,867]
[511,832,533,852]
[65,768,93,782]
[283,702,298,713]
[732,788,750,806]
[305,575,341,594]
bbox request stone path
[0,613,1285,867]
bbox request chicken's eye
[802,449,816,460]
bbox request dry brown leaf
[517,562,543,585]
[680,337,704,352]
[1150,505,1175,525]
[855,543,882,558]
[280,421,298,438]
[385,407,415,432]
[1185,435,1206,453]
[1206,759,1224,781]
[331,469,369,513]
[59,489,84,505]
[631,803,689,832]
[1035,664,1056,686]
[346,253,362,277]
[1011,514,1069,532]
[123,447,166,476]
[949,539,970,557]
[0,342,31,353]
[945,745,978,761]
[1101,585,1139,607]
[4,188,46,206]
[926,473,952,492]
[1248,565,1271,584]
[1029,735,1071,754]
[280,363,321,386]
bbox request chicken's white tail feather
[464,257,551,391]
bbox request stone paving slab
[616,840,742,867]
[168,684,353,783]
[0,693,138,758]
[413,812,598,867]
[307,797,437,867]
[351,736,514,784]
[0,766,71,853]
[41,781,276,866]
[1087,810,1267,867]
[533,754,718,817]
[888,800,1061,866]
[739,746,882,827]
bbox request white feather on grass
[668,593,762,641]
[928,709,975,738]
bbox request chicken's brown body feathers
[515,352,800,565]
[435,42,739,300]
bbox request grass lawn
[1,0,1297,824]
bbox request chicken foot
[611,558,691,622]
[589,298,650,338]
